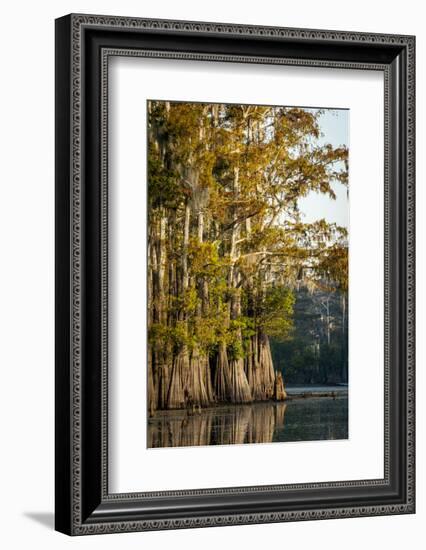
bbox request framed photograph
[55,14,415,535]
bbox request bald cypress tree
[147,101,348,411]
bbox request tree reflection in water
[147,397,348,448]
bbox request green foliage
[318,243,349,291]
[147,146,181,209]
[271,286,348,384]
[188,239,222,277]
[227,339,245,361]
[258,286,295,339]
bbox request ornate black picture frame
[55,13,415,535]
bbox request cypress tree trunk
[187,346,210,408]
[147,222,158,411]
[244,336,255,395]
[273,370,287,401]
[204,355,215,403]
[227,166,252,404]
[147,350,156,416]
[156,363,171,409]
[249,332,268,401]
[214,341,232,401]
[167,347,189,409]
[229,358,252,403]
[257,331,275,399]
[186,203,214,408]
[166,201,191,409]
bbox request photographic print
[147,100,349,449]
[56,16,415,533]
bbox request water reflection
[148,397,348,448]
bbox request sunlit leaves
[147,100,348,357]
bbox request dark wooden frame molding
[55,13,415,535]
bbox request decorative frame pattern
[55,13,415,535]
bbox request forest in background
[147,100,348,413]
[271,286,348,385]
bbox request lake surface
[148,394,348,449]
[286,384,348,395]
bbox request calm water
[286,384,348,395]
[148,394,348,449]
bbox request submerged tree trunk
[247,332,269,401]
[204,359,215,403]
[187,346,210,408]
[229,358,252,403]
[167,347,189,409]
[148,350,156,416]
[156,363,171,410]
[214,341,232,401]
[258,331,276,400]
[274,370,287,401]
